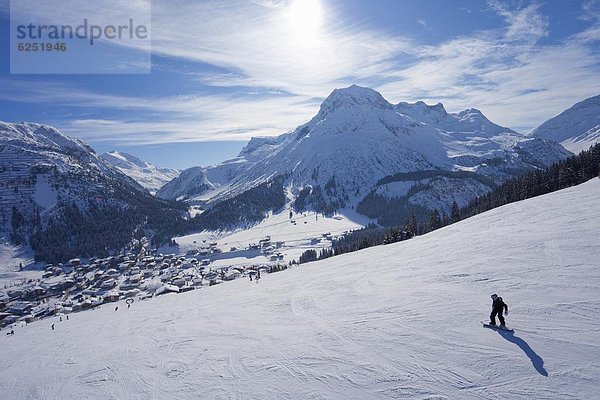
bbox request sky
[0,0,599,169]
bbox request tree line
[296,143,600,265]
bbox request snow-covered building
[103,291,119,303]
[100,279,116,289]
[8,301,33,316]
[155,284,179,296]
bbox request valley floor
[1,179,599,399]
[172,207,371,267]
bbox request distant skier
[51,324,54,330]
[490,294,508,327]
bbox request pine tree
[10,206,24,245]
[429,209,441,231]
[299,249,318,264]
[405,213,418,236]
[451,201,461,223]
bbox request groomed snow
[1,179,599,399]
[0,242,38,290]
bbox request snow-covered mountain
[159,85,570,220]
[0,121,139,227]
[0,121,181,262]
[156,135,286,203]
[3,178,599,399]
[100,151,180,193]
[529,94,600,154]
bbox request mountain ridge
[100,150,180,192]
[158,85,571,223]
[0,121,184,263]
[529,94,600,153]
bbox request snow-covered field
[0,242,37,286]
[174,208,370,267]
[1,179,599,399]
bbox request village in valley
[0,210,362,332]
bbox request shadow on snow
[497,330,548,377]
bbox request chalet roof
[10,301,33,311]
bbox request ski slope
[0,242,36,284]
[2,179,599,399]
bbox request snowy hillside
[0,121,183,263]
[0,121,137,238]
[156,136,285,203]
[530,94,600,153]
[2,179,598,399]
[100,151,180,193]
[159,85,570,218]
[173,208,371,268]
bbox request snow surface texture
[158,85,570,216]
[530,94,600,153]
[2,179,599,399]
[0,242,34,276]
[100,151,180,193]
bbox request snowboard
[481,321,514,333]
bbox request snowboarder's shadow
[497,330,548,376]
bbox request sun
[286,0,323,47]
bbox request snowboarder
[51,324,54,330]
[490,294,508,327]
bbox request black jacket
[492,297,508,313]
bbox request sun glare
[287,0,323,47]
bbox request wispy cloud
[0,78,320,144]
[572,0,600,43]
[377,1,599,130]
[487,0,549,43]
[2,0,600,142]
[148,0,414,98]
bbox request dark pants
[490,309,505,326]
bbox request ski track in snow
[1,180,600,399]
